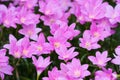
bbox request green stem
[16,68,20,80]
[117,74,120,78]
[37,74,40,80]
[14,59,21,69]
[14,59,21,80]
[0,26,3,40]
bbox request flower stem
[14,59,21,69]
[14,59,21,80]
[16,68,20,80]
[37,74,40,80]
[117,74,120,78]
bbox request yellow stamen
[37,45,43,51]
[4,20,9,25]
[20,17,26,23]
[54,42,60,48]
[74,70,81,77]
[28,30,33,36]
[94,32,100,37]
[23,49,28,55]
[85,42,91,48]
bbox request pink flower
[116,0,120,3]
[39,0,70,27]
[19,37,34,58]
[112,56,120,65]
[2,4,18,28]
[32,56,51,75]
[19,0,38,9]
[65,58,90,79]
[112,46,120,65]
[0,49,13,80]
[43,67,69,80]
[43,58,90,80]
[93,18,114,37]
[80,0,107,21]
[56,45,79,62]
[30,33,52,55]
[19,24,41,40]
[4,34,22,58]
[74,0,88,5]
[88,51,111,67]
[16,7,40,25]
[40,12,69,27]
[58,0,73,12]
[72,2,86,24]
[48,22,80,42]
[0,4,7,24]
[39,0,63,18]
[90,22,111,41]
[48,30,71,51]
[95,68,117,80]
[51,23,80,40]
[4,34,34,58]
[105,4,120,24]
[79,30,100,50]
[64,23,80,40]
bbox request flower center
[23,49,29,55]
[63,55,69,59]
[37,45,43,51]
[45,10,51,15]
[98,60,104,66]
[94,32,100,38]
[54,42,60,48]
[4,20,9,25]
[74,70,81,78]
[28,30,33,36]
[85,42,91,48]
[14,51,21,58]
[20,17,26,23]
[89,14,94,19]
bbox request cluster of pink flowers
[43,58,90,80]
[0,49,13,80]
[0,0,120,80]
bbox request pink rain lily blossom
[4,34,22,58]
[51,23,80,40]
[32,56,51,76]
[19,37,34,58]
[116,0,120,3]
[95,68,117,80]
[47,30,71,51]
[2,4,18,28]
[56,45,79,62]
[19,24,41,40]
[39,0,63,18]
[39,0,71,27]
[0,4,7,24]
[42,67,70,80]
[0,49,13,80]
[105,3,120,24]
[19,0,38,9]
[79,30,101,50]
[16,7,40,25]
[112,46,120,65]
[30,33,52,55]
[80,0,107,21]
[90,22,111,41]
[4,34,34,58]
[65,58,91,79]
[88,51,111,67]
